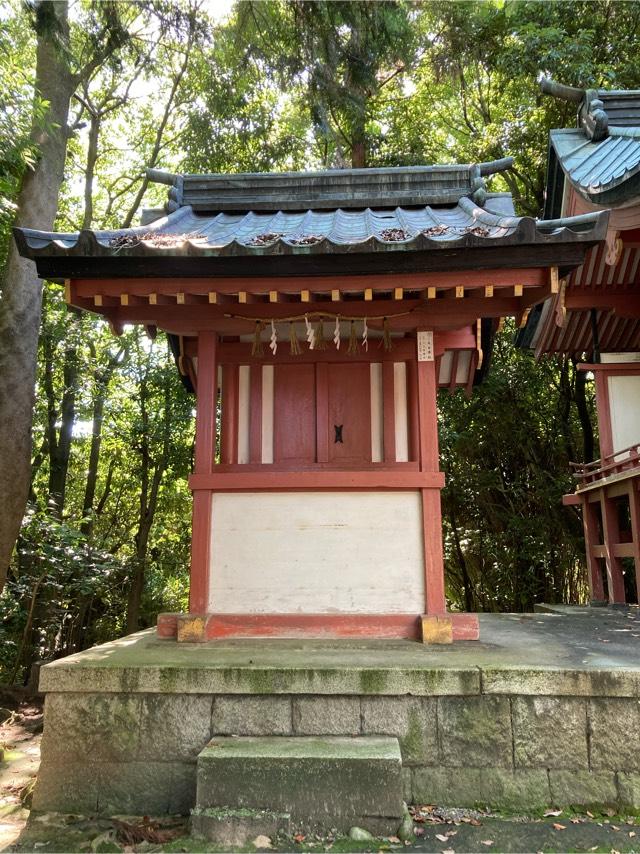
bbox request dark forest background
[1,0,638,683]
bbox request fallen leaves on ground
[113,817,183,845]
[543,809,562,817]
[552,823,566,830]
[253,834,273,849]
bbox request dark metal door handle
[334,424,343,444]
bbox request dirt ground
[1,692,639,853]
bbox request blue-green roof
[550,126,640,208]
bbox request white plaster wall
[608,374,640,454]
[209,491,425,614]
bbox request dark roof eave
[24,239,604,281]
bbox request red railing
[571,443,640,488]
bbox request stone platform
[34,607,640,819]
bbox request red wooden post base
[157,612,480,643]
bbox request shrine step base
[157,612,480,643]
[32,610,640,817]
[193,735,403,840]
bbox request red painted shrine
[522,80,640,606]
[15,160,606,641]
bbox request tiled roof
[13,161,607,279]
[542,79,640,208]
[15,194,602,256]
[549,128,640,206]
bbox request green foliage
[0,9,38,267]
[0,504,123,680]
[440,324,593,612]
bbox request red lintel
[188,470,445,491]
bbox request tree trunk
[81,348,124,535]
[0,1,74,590]
[573,359,595,462]
[48,340,80,515]
[125,347,172,633]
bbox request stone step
[193,735,403,839]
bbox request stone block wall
[34,690,640,815]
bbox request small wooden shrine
[15,160,605,642]
[521,80,640,605]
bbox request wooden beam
[93,294,118,307]
[120,294,145,306]
[600,488,627,604]
[221,364,239,465]
[72,267,548,297]
[149,293,173,306]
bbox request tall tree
[237,0,416,167]
[0,1,128,592]
[0,1,74,590]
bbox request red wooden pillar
[627,480,640,603]
[599,488,626,604]
[582,496,605,602]
[220,364,238,465]
[189,330,218,613]
[416,347,446,616]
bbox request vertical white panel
[608,374,640,454]
[261,365,274,464]
[237,365,250,464]
[439,351,453,384]
[393,362,409,462]
[455,351,471,384]
[370,363,383,463]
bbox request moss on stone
[358,670,388,694]
[397,706,427,762]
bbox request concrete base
[191,807,292,846]
[195,736,403,835]
[33,609,640,818]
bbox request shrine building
[520,80,640,606]
[15,159,606,643]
